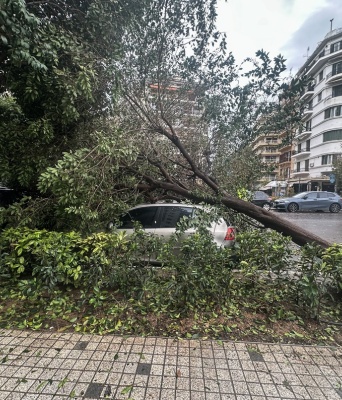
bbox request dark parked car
[0,186,18,207]
[273,191,342,213]
[251,191,273,211]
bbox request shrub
[0,228,82,290]
[235,229,292,273]
[0,227,162,296]
[322,244,342,292]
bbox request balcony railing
[292,148,311,156]
[291,168,310,173]
[300,85,315,100]
[326,69,342,83]
[279,154,291,163]
[318,45,342,59]
[305,44,342,76]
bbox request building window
[319,70,324,81]
[330,40,342,53]
[296,162,300,172]
[305,160,309,171]
[305,120,311,131]
[332,84,342,97]
[317,92,322,102]
[264,156,277,162]
[322,154,333,165]
[332,61,342,76]
[324,106,342,119]
[323,130,342,142]
[265,137,277,144]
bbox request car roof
[128,203,203,209]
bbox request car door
[156,205,195,253]
[317,191,330,210]
[301,192,318,211]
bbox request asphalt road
[273,211,342,244]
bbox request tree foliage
[0,0,145,190]
[0,0,331,248]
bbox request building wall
[290,28,342,193]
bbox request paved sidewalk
[0,329,341,399]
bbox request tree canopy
[0,0,330,247]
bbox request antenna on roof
[330,18,334,31]
[303,46,310,59]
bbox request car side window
[158,206,194,228]
[119,207,159,229]
[318,192,328,198]
[327,192,336,197]
[306,193,318,199]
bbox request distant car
[273,191,342,213]
[110,203,236,255]
[251,191,273,211]
[0,186,18,207]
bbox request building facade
[290,28,342,193]
[278,130,293,183]
[251,133,281,187]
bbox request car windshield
[292,192,309,198]
[253,191,269,200]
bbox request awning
[259,186,271,191]
[263,181,288,189]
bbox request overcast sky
[217,0,342,73]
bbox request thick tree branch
[135,180,331,248]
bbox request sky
[217,0,342,73]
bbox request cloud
[282,0,342,72]
[282,0,296,13]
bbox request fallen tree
[0,0,331,248]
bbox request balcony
[324,94,342,106]
[326,70,342,84]
[306,47,342,76]
[295,128,311,141]
[279,154,291,164]
[301,106,313,121]
[291,168,310,176]
[299,85,315,101]
[291,148,311,159]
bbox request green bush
[1,225,340,322]
[235,229,292,273]
[0,227,163,296]
[0,228,82,290]
[150,230,235,313]
[322,244,342,292]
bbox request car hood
[275,197,293,202]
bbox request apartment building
[251,133,281,187]
[289,27,342,193]
[278,130,293,182]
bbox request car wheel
[287,202,299,213]
[262,202,271,211]
[329,203,341,213]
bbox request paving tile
[145,387,161,398]
[261,383,280,397]
[1,331,342,399]
[233,381,250,395]
[247,382,264,396]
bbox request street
[273,211,342,244]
